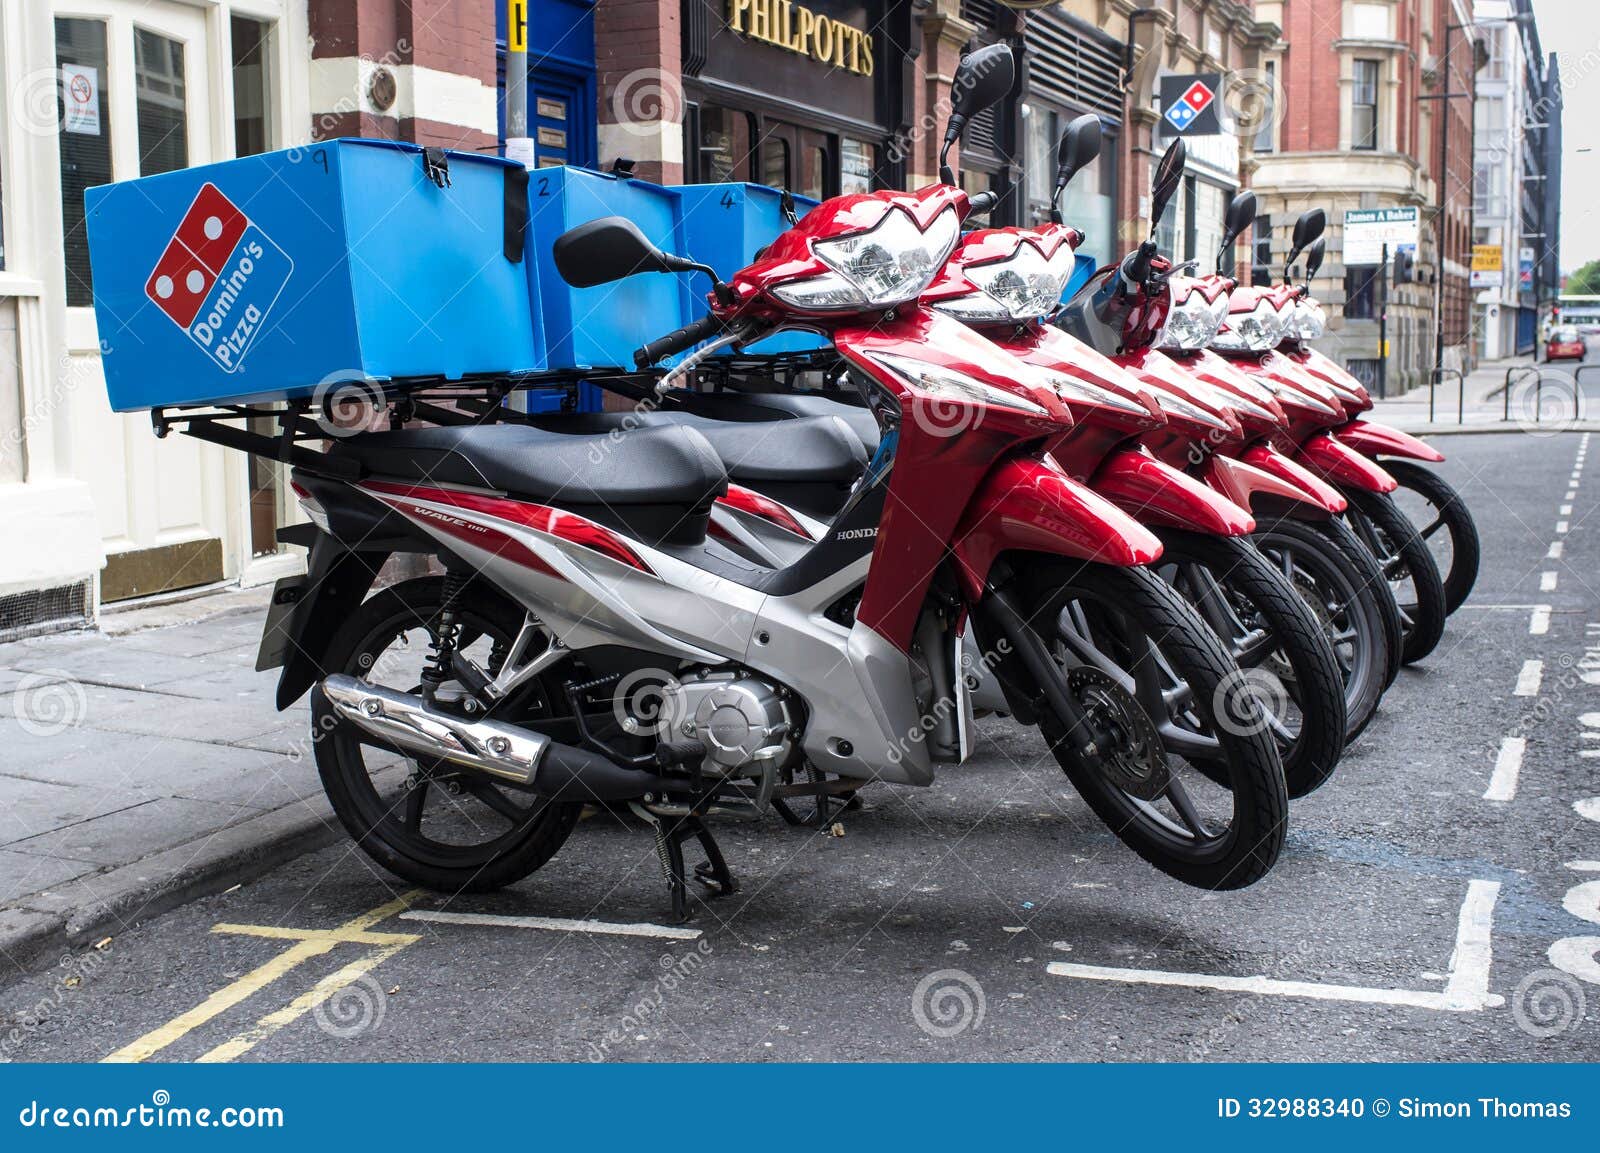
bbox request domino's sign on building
[1160,73,1222,137]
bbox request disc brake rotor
[1067,667,1170,801]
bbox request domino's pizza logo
[144,183,292,373]
[1163,80,1215,133]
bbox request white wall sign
[61,64,101,135]
[1343,206,1419,266]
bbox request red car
[1547,326,1586,361]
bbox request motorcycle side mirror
[553,215,711,288]
[1149,138,1187,239]
[1285,207,1327,270]
[1215,190,1258,274]
[1055,115,1102,194]
[1305,237,1326,281]
[940,43,1016,185]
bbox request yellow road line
[211,923,420,947]
[196,944,410,1063]
[101,889,421,1064]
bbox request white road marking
[398,909,703,940]
[1485,737,1525,802]
[1566,490,1577,500]
[1576,797,1600,823]
[1548,542,1564,559]
[1530,605,1552,634]
[1561,504,1573,516]
[1541,572,1559,592]
[1514,660,1544,696]
[1557,521,1570,534]
[1565,861,1600,872]
[1045,882,1503,1012]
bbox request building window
[840,138,875,195]
[134,30,188,177]
[56,18,113,308]
[1345,265,1380,319]
[1254,62,1276,153]
[1352,59,1380,150]
[1251,216,1274,286]
[701,106,755,183]
[231,15,275,159]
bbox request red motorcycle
[1055,143,1396,747]
[1284,237,1481,615]
[1205,209,1446,664]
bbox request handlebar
[633,314,725,369]
[968,190,999,214]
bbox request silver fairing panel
[361,484,934,786]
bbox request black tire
[1344,489,1448,664]
[1251,515,1392,745]
[1315,514,1404,690]
[311,576,582,893]
[1021,562,1288,890]
[1156,530,1347,798]
[1385,461,1480,614]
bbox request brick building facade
[1250,0,1478,395]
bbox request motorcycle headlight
[1048,374,1156,419]
[1290,301,1327,341]
[932,242,1077,323]
[866,351,1051,417]
[1157,293,1224,351]
[1212,300,1289,353]
[773,207,959,312]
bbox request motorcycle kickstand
[635,808,737,924]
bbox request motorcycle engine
[669,671,796,777]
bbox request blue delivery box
[85,139,543,412]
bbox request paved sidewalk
[1367,354,1600,434]
[0,588,342,974]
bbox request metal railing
[1428,368,1465,424]
[1503,365,1542,421]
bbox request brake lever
[654,327,753,396]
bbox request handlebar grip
[969,190,999,214]
[633,314,724,369]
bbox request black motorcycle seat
[330,423,728,545]
[671,391,883,456]
[529,411,867,485]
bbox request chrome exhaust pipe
[320,674,548,785]
[317,675,674,801]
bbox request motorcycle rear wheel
[311,576,582,893]
[1022,562,1288,890]
[1385,461,1480,615]
[1156,530,1347,798]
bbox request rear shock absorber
[421,569,470,701]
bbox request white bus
[1558,296,1600,334]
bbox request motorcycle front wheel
[1155,530,1347,798]
[310,576,583,893]
[1384,460,1480,614]
[1021,561,1288,890]
[1251,515,1393,744]
[1343,489,1448,664]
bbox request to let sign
[1343,207,1419,267]
[1470,244,1504,288]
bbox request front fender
[1294,431,1398,494]
[1237,445,1348,514]
[1332,418,1446,464]
[270,532,391,710]
[1093,448,1255,536]
[952,456,1162,599]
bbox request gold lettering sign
[726,0,875,76]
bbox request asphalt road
[3,432,1598,1063]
